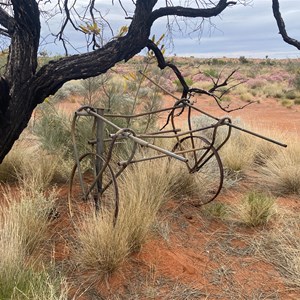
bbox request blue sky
[42,0,300,59]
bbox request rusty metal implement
[68,99,287,224]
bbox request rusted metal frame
[95,108,105,211]
[87,129,182,144]
[99,128,139,196]
[86,108,188,162]
[109,124,218,140]
[170,135,223,203]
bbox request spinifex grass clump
[202,201,229,220]
[74,157,175,274]
[260,140,300,196]
[0,185,68,299]
[236,191,277,227]
[257,215,300,288]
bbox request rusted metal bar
[103,104,185,118]
[118,146,208,166]
[95,108,105,211]
[188,104,287,148]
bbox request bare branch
[150,0,237,24]
[272,0,300,50]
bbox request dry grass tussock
[74,157,177,274]
[232,191,278,227]
[259,139,300,196]
[0,141,72,187]
[0,184,68,299]
[255,214,300,288]
[220,132,258,174]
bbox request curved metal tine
[214,117,232,153]
[201,142,224,205]
[71,112,88,197]
[96,157,119,226]
[102,139,138,194]
[84,131,119,200]
[191,118,230,173]
[187,104,198,168]
[68,152,98,217]
[189,137,223,204]
[193,130,227,173]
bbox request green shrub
[235,191,277,227]
[202,202,228,220]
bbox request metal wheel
[68,152,119,223]
[172,135,224,205]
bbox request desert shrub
[262,83,285,99]
[293,70,300,91]
[50,80,83,102]
[1,186,56,253]
[202,201,229,220]
[239,56,249,64]
[281,99,293,107]
[0,264,67,300]
[203,68,219,78]
[294,98,300,105]
[219,128,258,175]
[33,103,93,160]
[0,140,71,186]
[235,191,277,227]
[240,92,254,102]
[285,90,298,100]
[80,76,103,106]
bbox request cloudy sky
[154,0,300,59]
[42,0,300,59]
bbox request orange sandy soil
[38,96,300,298]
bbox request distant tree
[272,0,300,50]
[0,0,246,163]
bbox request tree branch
[149,0,236,24]
[30,1,158,106]
[147,39,189,98]
[272,0,300,50]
